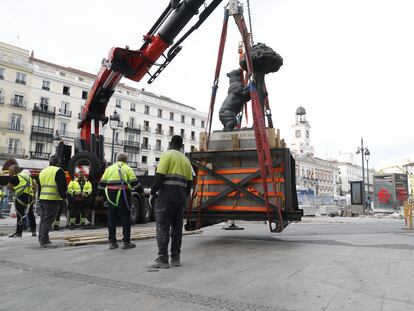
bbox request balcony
[33,103,56,115]
[42,86,50,91]
[104,137,123,146]
[142,125,151,133]
[10,100,27,109]
[141,144,151,151]
[58,108,72,118]
[0,96,4,105]
[55,130,79,139]
[125,122,141,133]
[15,79,26,85]
[124,140,140,152]
[0,147,25,158]
[30,151,51,160]
[0,121,24,132]
[31,126,54,137]
[155,128,164,135]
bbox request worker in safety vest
[38,155,68,248]
[7,165,37,237]
[97,152,143,250]
[0,186,6,219]
[67,171,92,229]
[147,135,193,269]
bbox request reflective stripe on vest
[103,163,131,207]
[162,174,188,188]
[14,173,31,197]
[39,166,61,201]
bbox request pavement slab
[1,216,414,310]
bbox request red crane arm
[78,0,223,155]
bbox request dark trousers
[38,202,59,244]
[107,201,131,243]
[156,200,184,258]
[15,202,36,234]
[69,198,86,224]
[54,201,64,224]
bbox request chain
[246,0,254,46]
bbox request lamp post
[365,149,371,208]
[356,137,369,210]
[109,110,120,164]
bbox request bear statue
[219,69,251,131]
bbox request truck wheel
[67,152,102,181]
[138,196,150,223]
[130,196,140,224]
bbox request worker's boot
[170,255,181,267]
[32,231,37,237]
[122,242,136,249]
[147,256,169,269]
[108,242,119,250]
[40,241,58,248]
[9,232,22,238]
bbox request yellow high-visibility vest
[39,166,61,201]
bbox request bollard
[404,201,413,230]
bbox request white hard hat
[21,169,31,176]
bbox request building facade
[289,107,340,196]
[0,41,206,174]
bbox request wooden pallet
[50,227,202,246]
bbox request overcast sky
[2,0,414,168]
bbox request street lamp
[364,148,371,207]
[109,110,121,164]
[356,137,369,210]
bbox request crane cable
[246,0,254,46]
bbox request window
[142,137,149,149]
[15,72,26,84]
[191,118,195,126]
[181,115,185,124]
[13,94,24,107]
[169,126,174,136]
[156,139,162,151]
[191,145,195,152]
[62,86,70,96]
[295,130,301,138]
[155,157,160,162]
[144,105,150,115]
[40,97,49,110]
[156,123,162,134]
[158,109,162,118]
[35,142,44,153]
[141,155,147,164]
[35,115,53,128]
[0,67,4,79]
[143,120,149,131]
[10,114,22,131]
[42,80,50,91]
[129,117,135,127]
[82,90,88,100]
[59,122,68,135]
[191,131,195,140]
[60,101,71,117]
[8,138,19,154]
[59,72,66,77]
[116,98,121,108]
[201,120,205,128]
[130,102,136,111]
[180,129,185,138]
[170,112,174,121]
[306,130,309,138]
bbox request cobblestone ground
[1,217,413,311]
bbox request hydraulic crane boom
[78,0,223,159]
